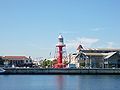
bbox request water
[0,75,120,90]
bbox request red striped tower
[54,34,66,68]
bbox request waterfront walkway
[1,68,120,75]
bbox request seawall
[2,68,120,75]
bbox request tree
[41,59,53,68]
[42,59,47,68]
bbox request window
[26,60,28,63]
[29,60,32,62]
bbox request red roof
[3,56,29,60]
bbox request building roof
[3,56,29,60]
[82,48,120,51]
[0,56,3,58]
[104,52,117,59]
[77,45,83,51]
[84,52,118,60]
[85,53,104,56]
[96,48,120,51]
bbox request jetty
[1,68,120,75]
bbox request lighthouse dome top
[58,34,63,39]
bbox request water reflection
[1,75,120,90]
[76,75,120,90]
[55,75,120,90]
[56,75,64,90]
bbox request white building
[69,45,120,68]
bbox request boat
[0,68,5,73]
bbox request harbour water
[0,75,120,90]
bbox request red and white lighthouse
[54,34,66,68]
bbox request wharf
[1,68,120,75]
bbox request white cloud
[91,28,104,32]
[79,37,99,48]
[66,37,99,50]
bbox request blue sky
[0,0,120,58]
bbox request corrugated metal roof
[85,52,117,59]
[85,53,104,56]
[83,48,120,51]
[104,52,117,59]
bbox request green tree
[42,59,53,68]
[42,59,47,68]
[46,60,52,68]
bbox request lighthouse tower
[54,34,66,68]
